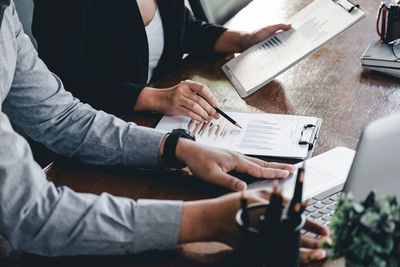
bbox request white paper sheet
[155,111,320,159]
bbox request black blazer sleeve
[182,6,228,56]
[35,43,145,116]
[32,0,145,116]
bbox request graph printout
[155,111,320,159]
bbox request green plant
[324,192,400,267]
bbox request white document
[155,111,320,159]
[248,147,356,200]
[222,0,367,97]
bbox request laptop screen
[343,113,400,200]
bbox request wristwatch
[162,129,196,168]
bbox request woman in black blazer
[32,0,290,120]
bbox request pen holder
[235,204,305,267]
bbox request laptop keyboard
[301,192,341,237]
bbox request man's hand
[175,139,296,191]
[134,80,220,122]
[179,189,329,263]
[214,24,291,53]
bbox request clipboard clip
[299,124,319,150]
[332,0,360,13]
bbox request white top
[145,7,164,83]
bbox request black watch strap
[162,129,195,168]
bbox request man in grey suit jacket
[0,0,327,261]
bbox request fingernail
[281,170,290,176]
[235,181,247,191]
[313,250,326,259]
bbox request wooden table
[4,0,400,266]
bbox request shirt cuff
[132,199,183,252]
[123,125,168,169]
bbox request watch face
[184,130,196,141]
[173,129,195,141]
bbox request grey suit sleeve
[0,2,183,256]
[0,111,183,256]
[2,1,164,169]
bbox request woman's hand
[134,80,220,122]
[179,189,330,263]
[214,24,291,53]
[243,23,292,51]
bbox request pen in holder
[236,204,305,267]
[235,165,307,267]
